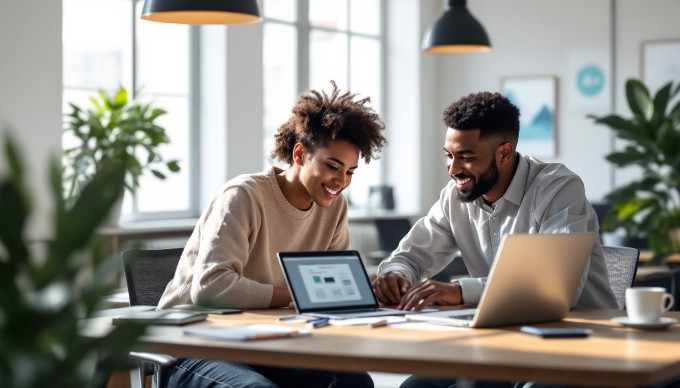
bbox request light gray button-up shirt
[377,154,617,309]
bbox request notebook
[111,309,208,325]
[278,250,418,319]
[407,232,597,328]
[184,324,311,341]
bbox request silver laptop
[408,233,597,328]
[278,250,418,319]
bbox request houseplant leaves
[589,79,680,264]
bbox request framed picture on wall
[501,76,558,158]
[641,39,680,97]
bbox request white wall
[199,23,264,207]
[613,0,680,187]
[430,0,680,202]
[0,0,62,239]
[2,0,679,229]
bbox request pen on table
[306,318,330,329]
[277,314,309,322]
[369,320,388,328]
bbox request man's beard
[455,155,500,203]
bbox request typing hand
[398,279,462,311]
[372,272,411,306]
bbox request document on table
[184,324,311,341]
[328,316,463,331]
[328,316,408,326]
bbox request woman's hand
[398,279,463,311]
[372,272,411,305]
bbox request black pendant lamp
[141,0,262,25]
[422,0,491,53]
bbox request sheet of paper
[329,316,407,326]
[392,322,467,331]
[184,324,311,341]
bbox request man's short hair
[442,92,520,145]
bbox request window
[62,0,196,221]
[262,0,384,208]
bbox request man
[371,91,616,388]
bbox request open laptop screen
[279,251,379,313]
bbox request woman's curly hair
[271,81,387,165]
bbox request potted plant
[62,87,180,218]
[589,78,680,264]
[0,134,148,387]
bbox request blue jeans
[168,358,374,388]
[400,376,517,388]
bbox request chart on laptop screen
[299,264,362,303]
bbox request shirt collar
[474,153,529,208]
[503,153,529,206]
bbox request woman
[158,81,388,387]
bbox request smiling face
[293,139,360,209]
[444,127,513,204]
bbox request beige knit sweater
[157,167,350,309]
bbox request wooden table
[96,219,197,256]
[635,251,680,293]
[638,250,680,264]
[82,308,680,387]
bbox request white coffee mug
[625,287,675,322]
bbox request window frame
[61,0,200,222]
[262,0,388,206]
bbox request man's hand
[372,272,411,305]
[398,279,463,311]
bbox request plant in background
[62,87,180,202]
[589,78,680,264]
[0,134,148,388]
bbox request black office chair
[366,218,413,264]
[122,247,183,388]
[591,202,612,239]
[602,245,640,309]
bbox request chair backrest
[602,245,640,309]
[592,202,612,239]
[122,247,184,306]
[374,218,412,253]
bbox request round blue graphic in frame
[576,65,605,97]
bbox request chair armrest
[129,351,177,367]
[129,351,177,388]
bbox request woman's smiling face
[297,139,360,208]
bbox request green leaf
[167,160,181,172]
[62,88,180,198]
[669,99,680,125]
[90,95,104,115]
[113,87,128,108]
[672,82,680,99]
[54,160,125,259]
[147,107,167,121]
[650,82,673,128]
[625,79,653,122]
[605,148,653,167]
[151,169,166,179]
[0,137,30,262]
[591,114,652,145]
